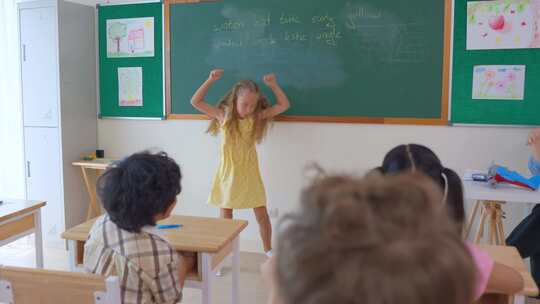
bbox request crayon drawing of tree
[108,22,127,53]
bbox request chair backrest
[0,265,121,304]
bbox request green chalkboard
[98,3,164,119]
[451,0,540,125]
[167,0,450,123]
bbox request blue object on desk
[157,224,183,229]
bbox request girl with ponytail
[378,144,464,232]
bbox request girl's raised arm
[191,69,226,122]
[261,73,290,119]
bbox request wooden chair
[0,265,120,304]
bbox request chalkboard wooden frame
[164,0,451,125]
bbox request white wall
[99,120,535,251]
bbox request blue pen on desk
[157,224,183,229]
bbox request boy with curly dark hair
[83,151,195,304]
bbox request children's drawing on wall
[107,17,154,58]
[472,65,525,100]
[118,67,143,106]
[467,0,540,50]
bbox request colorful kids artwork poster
[472,65,525,100]
[467,0,540,50]
[107,17,154,58]
[118,67,143,106]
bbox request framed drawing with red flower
[467,0,540,50]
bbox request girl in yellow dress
[191,69,290,257]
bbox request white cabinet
[20,6,59,128]
[19,0,97,248]
[24,127,63,244]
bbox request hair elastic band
[441,171,449,204]
[406,145,416,171]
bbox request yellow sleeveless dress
[208,118,267,209]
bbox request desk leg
[475,204,487,243]
[33,209,43,268]
[201,253,213,304]
[489,203,497,245]
[80,167,99,221]
[464,200,481,239]
[232,237,240,304]
[496,206,506,245]
[514,295,525,304]
[68,240,78,271]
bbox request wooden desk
[72,159,115,220]
[0,199,46,268]
[464,181,540,245]
[61,215,248,304]
[479,245,539,304]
